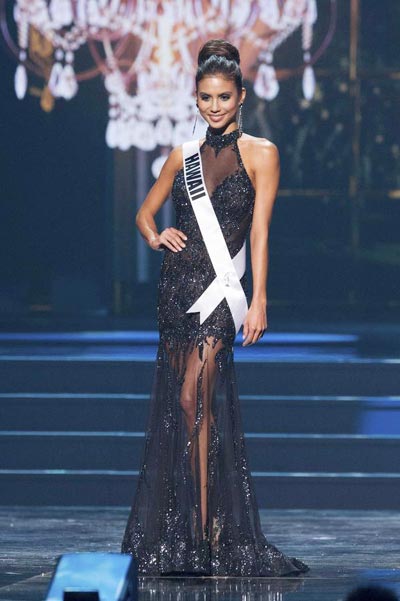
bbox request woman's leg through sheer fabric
[178,336,223,543]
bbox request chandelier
[1,0,336,155]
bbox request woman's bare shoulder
[167,145,184,171]
[240,133,278,155]
[239,133,279,172]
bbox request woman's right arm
[136,146,187,253]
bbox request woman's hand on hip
[150,227,187,252]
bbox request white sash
[182,139,248,334]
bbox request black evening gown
[121,127,309,577]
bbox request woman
[121,39,309,577]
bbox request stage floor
[0,507,399,601]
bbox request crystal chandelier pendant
[106,119,118,149]
[59,64,78,99]
[302,63,316,101]
[133,121,156,152]
[49,0,73,28]
[48,62,63,97]
[61,51,78,100]
[155,117,173,147]
[106,95,120,149]
[14,64,27,99]
[14,7,28,100]
[118,120,131,152]
[254,60,279,101]
[302,0,318,100]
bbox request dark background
[0,0,399,327]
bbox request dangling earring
[192,107,199,136]
[237,103,243,135]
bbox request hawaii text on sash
[184,153,206,201]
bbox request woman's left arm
[242,140,280,346]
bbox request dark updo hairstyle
[196,39,243,94]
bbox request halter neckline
[205,127,241,152]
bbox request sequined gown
[121,128,309,577]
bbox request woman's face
[196,75,245,131]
